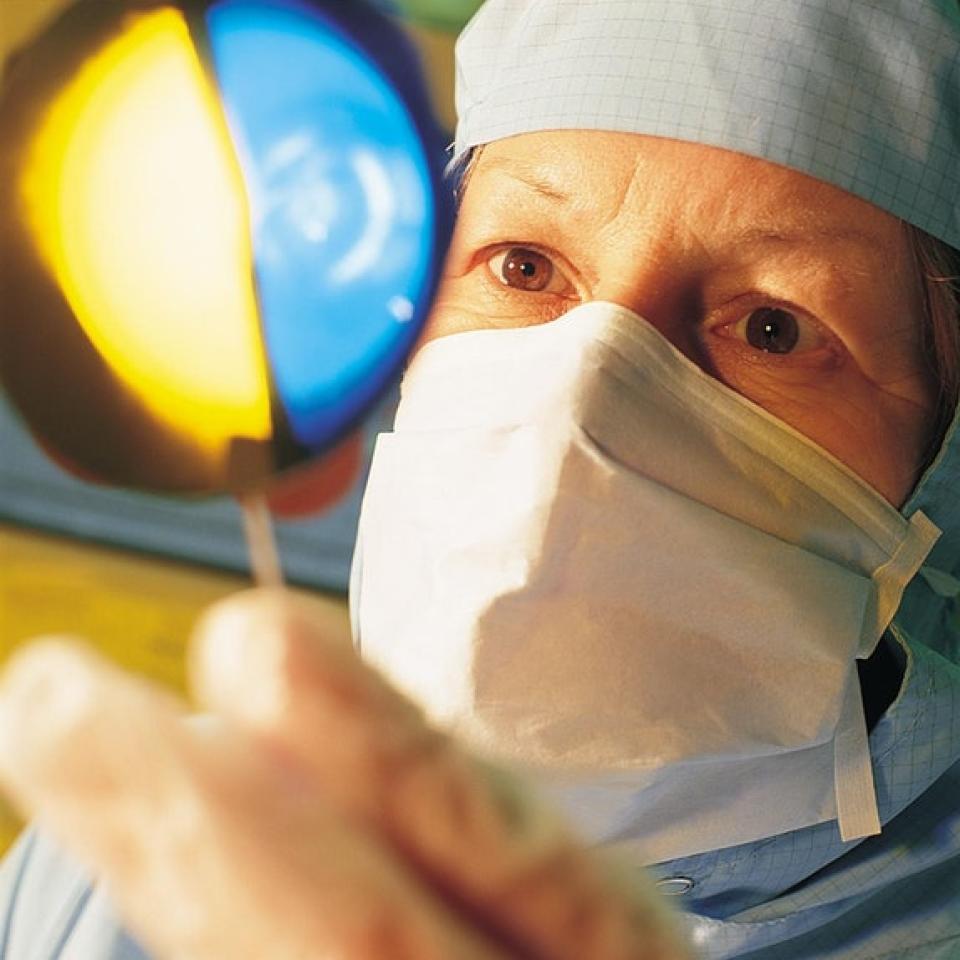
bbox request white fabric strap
[836,511,939,838]
[868,511,941,650]
[834,666,881,842]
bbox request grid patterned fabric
[655,630,960,958]
[454,0,960,250]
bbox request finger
[0,640,511,960]
[0,640,243,914]
[0,639,190,850]
[192,591,688,960]
[190,587,420,792]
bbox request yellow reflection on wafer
[20,8,271,456]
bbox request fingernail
[193,595,292,725]
[0,642,95,788]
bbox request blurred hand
[0,589,689,960]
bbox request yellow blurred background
[0,0,461,852]
[0,523,257,850]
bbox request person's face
[422,131,937,507]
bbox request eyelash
[476,242,843,361]
[481,244,578,298]
[706,296,840,362]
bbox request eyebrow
[729,225,880,251]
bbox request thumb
[188,588,690,960]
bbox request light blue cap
[454,0,960,250]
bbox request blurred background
[0,0,476,851]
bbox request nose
[591,251,708,368]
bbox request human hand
[0,589,690,960]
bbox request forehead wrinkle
[662,148,900,254]
[474,155,575,204]
[476,147,642,228]
[470,135,905,279]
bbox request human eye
[484,245,575,297]
[708,303,839,360]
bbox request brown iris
[499,247,553,291]
[744,307,800,354]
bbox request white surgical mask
[351,301,939,864]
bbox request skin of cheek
[731,365,933,507]
[784,260,933,507]
[712,260,935,507]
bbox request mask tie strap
[834,667,881,841]
[869,511,941,646]
[836,510,940,842]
